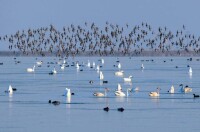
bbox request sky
[0,0,200,50]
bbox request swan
[101,59,104,64]
[123,75,133,82]
[49,67,57,74]
[96,65,100,72]
[65,88,71,97]
[180,84,192,93]
[99,71,104,80]
[36,61,43,65]
[27,65,35,72]
[93,62,95,67]
[115,84,132,97]
[8,85,13,94]
[115,70,124,76]
[76,63,79,69]
[189,67,192,73]
[141,64,144,69]
[118,63,121,69]
[87,60,90,67]
[168,85,175,94]
[93,88,109,97]
[61,64,65,70]
[149,88,160,97]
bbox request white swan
[115,70,124,76]
[93,88,109,97]
[189,67,192,74]
[36,61,43,65]
[115,84,132,97]
[101,59,104,64]
[99,71,104,80]
[149,88,160,97]
[27,65,35,72]
[180,84,192,93]
[93,62,95,67]
[123,75,133,82]
[118,63,121,69]
[141,64,144,69]
[66,88,71,97]
[49,67,57,74]
[76,63,79,70]
[8,85,13,94]
[87,60,90,67]
[96,65,100,73]
[168,85,175,93]
[61,64,65,70]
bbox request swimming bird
[103,107,109,112]
[61,64,65,70]
[115,70,124,76]
[149,87,160,97]
[189,66,192,74]
[27,65,35,72]
[49,67,57,74]
[99,71,104,80]
[48,100,60,105]
[141,64,144,69]
[117,107,124,112]
[180,84,192,93]
[93,88,109,97]
[36,61,43,65]
[123,75,133,82]
[168,85,175,94]
[65,88,72,97]
[115,84,132,97]
[118,63,121,69]
[5,85,15,94]
[193,94,200,98]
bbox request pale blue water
[0,57,200,132]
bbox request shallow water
[0,56,200,132]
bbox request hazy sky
[0,0,200,50]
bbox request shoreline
[0,50,199,57]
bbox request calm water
[0,56,200,132]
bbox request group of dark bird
[1,22,200,57]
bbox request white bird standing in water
[66,88,71,97]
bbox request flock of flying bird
[4,57,200,112]
[1,22,200,57]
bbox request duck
[123,75,133,82]
[103,107,109,112]
[115,70,124,76]
[180,84,192,93]
[48,100,60,105]
[149,87,160,97]
[27,65,35,72]
[93,88,109,97]
[193,94,200,98]
[117,107,124,112]
[168,85,175,94]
